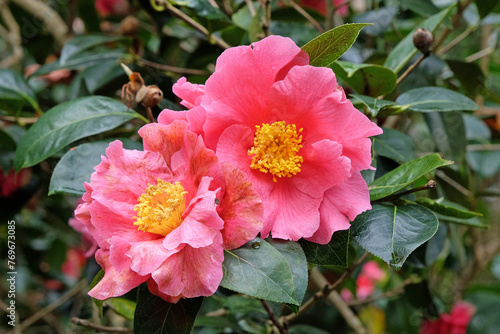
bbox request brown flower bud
[120,16,140,36]
[141,85,163,108]
[413,28,434,55]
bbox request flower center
[248,121,303,182]
[133,178,187,236]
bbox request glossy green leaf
[299,229,349,267]
[395,0,439,16]
[446,59,485,96]
[134,284,203,334]
[267,238,308,311]
[384,7,452,73]
[350,94,408,117]
[397,87,479,112]
[0,69,39,112]
[351,203,439,270]
[369,153,453,201]
[424,111,467,163]
[174,0,231,22]
[49,139,142,195]
[466,289,500,334]
[416,197,482,219]
[14,96,142,171]
[433,199,488,228]
[373,128,416,164]
[221,238,299,305]
[106,298,136,321]
[475,0,500,18]
[331,61,397,97]
[89,269,105,317]
[302,23,371,67]
[463,114,491,141]
[353,6,398,36]
[59,35,128,64]
[466,143,500,178]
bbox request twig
[372,180,436,203]
[261,0,272,37]
[309,268,368,334]
[395,53,426,86]
[244,0,256,17]
[466,143,500,151]
[261,300,288,334]
[436,25,475,55]
[346,276,419,306]
[139,58,212,76]
[9,279,87,333]
[0,2,23,68]
[283,252,369,324]
[432,0,475,52]
[286,0,325,33]
[71,317,134,333]
[436,170,473,197]
[162,1,230,49]
[10,0,70,46]
[325,0,334,30]
[465,47,495,63]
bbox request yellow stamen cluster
[248,121,304,182]
[133,179,187,236]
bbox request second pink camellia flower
[74,121,263,302]
[159,35,382,244]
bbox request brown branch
[139,58,212,76]
[432,0,475,51]
[286,0,325,33]
[9,280,87,333]
[261,0,272,37]
[346,276,420,306]
[71,317,134,333]
[436,25,475,55]
[10,0,70,47]
[261,300,288,334]
[0,2,23,68]
[283,252,369,324]
[395,53,427,86]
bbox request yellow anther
[248,121,303,182]
[133,178,187,236]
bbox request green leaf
[174,0,231,22]
[351,203,439,270]
[369,153,453,201]
[331,61,397,97]
[396,87,479,112]
[299,229,350,267]
[424,111,466,163]
[89,269,105,316]
[302,23,371,67]
[395,0,439,17]
[475,0,500,18]
[221,238,299,305]
[384,7,452,73]
[14,96,142,171]
[106,298,136,321]
[373,128,416,164]
[267,238,308,312]
[416,197,482,219]
[49,139,142,195]
[446,59,485,96]
[431,199,488,228]
[134,284,203,334]
[59,35,128,64]
[466,289,500,334]
[466,147,500,178]
[350,94,408,117]
[0,69,40,112]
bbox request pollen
[133,178,187,236]
[248,121,303,182]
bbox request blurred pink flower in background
[341,260,386,300]
[73,121,263,303]
[420,301,476,334]
[95,0,130,17]
[0,168,30,197]
[159,35,382,244]
[61,248,87,280]
[296,0,349,17]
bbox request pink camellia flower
[296,0,349,17]
[73,121,263,303]
[159,35,382,244]
[95,0,130,17]
[420,301,476,334]
[341,260,386,300]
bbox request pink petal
[306,202,349,244]
[172,76,206,109]
[127,239,179,276]
[139,121,189,166]
[157,105,207,136]
[218,162,264,250]
[152,234,224,298]
[89,248,148,300]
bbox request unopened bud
[413,28,434,55]
[141,85,163,108]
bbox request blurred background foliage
[1,0,500,333]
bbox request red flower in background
[95,0,130,17]
[420,301,476,334]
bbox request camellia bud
[413,28,434,56]
[141,85,163,108]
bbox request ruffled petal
[127,239,179,276]
[172,76,206,109]
[218,162,263,250]
[152,234,224,298]
[139,121,189,166]
[157,105,207,136]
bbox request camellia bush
[1,0,500,333]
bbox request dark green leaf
[353,6,398,36]
[395,0,440,16]
[424,111,467,164]
[463,113,491,141]
[90,269,105,316]
[299,229,350,267]
[373,128,416,164]
[106,298,136,321]
[466,289,500,334]
[475,0,500,18]
[384,7,452,73]
[14,96,142,171]
[175,0,231,22]
[59,35,128,64]
[369,153,453,201]
[466,146,500,178]
[49,139,142,195]
[302,23,371,67]
[350,94,408,117]
[351,203,439,270]
[134,284,203,334]
[0,69,39,112]
[221,238,299,305]
[397,87,479,112]
[446,59,485,96]
[331,61,397,97]
[416,197,482,219]
[267,238,308,311]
